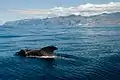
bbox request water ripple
[0,25,120,80]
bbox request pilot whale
[16,46,58,59]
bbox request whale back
[16,46,58,57]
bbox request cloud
[10,2,120,17]
[9,9,51,15]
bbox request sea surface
[0,24,120,80]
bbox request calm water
[0,25,120,80]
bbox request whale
[16,46,80,60]
[16,46,58,59]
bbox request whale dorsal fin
[40,46,58,54]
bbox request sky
[0,0,120,23]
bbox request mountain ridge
[3,12,120,27]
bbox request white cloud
[9,9,51,15]
[10,2,120,17]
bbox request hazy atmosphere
[0,0,120,23]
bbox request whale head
[16,49,26,57]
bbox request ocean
[0,25,120,80]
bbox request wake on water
[26,55,76,61]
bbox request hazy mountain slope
[3,12,120,27]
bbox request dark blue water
[0,25,120,80]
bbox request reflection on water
[0,25,120,80]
